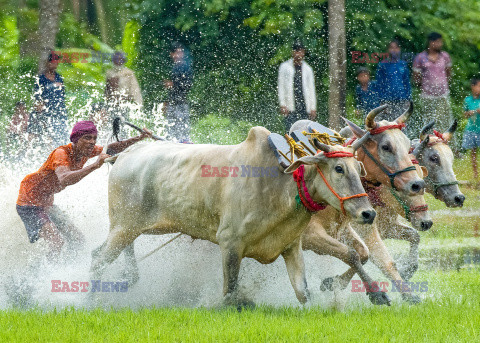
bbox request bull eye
[381,144,390,152]
[335,165,344,174]
[430,154,440,164]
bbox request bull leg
[122,243,140,285]
[220,244,246,308]
[302,222,390,306]
[90,227,140,279]
[282,237,310,304]
[363,225,421,304]
[386,222,420,281]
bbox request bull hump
[245,126,271,143]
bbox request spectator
[278,40,317,131]
[413,32,453,132]
[461,78,480,180]
[375,39,412,120]
[355,67,380,118]
[164,42,193,142]
[34,52,68,146]
[105,51,143,107]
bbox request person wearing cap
[355,67,380,118]
[278,40,317,132]
[34,52,68,147]
[16,120,152,261]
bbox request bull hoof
[401,292,422,304]
[399,264,418,281]
[223,294,255,312]
[367,291,391,306]
[320,277,334,291]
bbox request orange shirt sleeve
[51,148,71,170]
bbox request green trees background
[1,0,480,134]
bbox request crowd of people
[6,42,193,155]
[279,33,480,179]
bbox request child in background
[355,67,380,118]
[462,78,480,180]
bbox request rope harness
[302,130,346,146]
[292,151,368,215]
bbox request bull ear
[443,120,458,142]
[395,101,413,124]
[419,121,435,141]
[342,117,366,138]
[366,104,388,129]
[351,132,371,151]
[412,135,430,156]
[284,155,326,174]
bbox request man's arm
[106,129,152,155]
[55,153,110,188]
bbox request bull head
[284,144,331,173]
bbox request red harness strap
[368,123,406,135]
[292,165,327,212]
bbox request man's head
[388,39,401,59]
[292,40,305,65]
[112,51,127,66]
[170,42,185,63]
[427,32,443,52]
[70,121,98,155]
[46,52,60,73]
[356,67,370,85]
[471,78,480,97]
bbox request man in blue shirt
[375,40,412,121]
[34,52,68,147]
[355,67,380,118]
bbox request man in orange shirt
[16,120,152,261]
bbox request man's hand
[35,102,45,112]
[280,106,290,117]
[95,153,111,169]
[139,128,153,140]
[309,110,317,121]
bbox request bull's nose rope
[292,151,368,215]
[388,188,429,222]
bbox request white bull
[90,126,381,306]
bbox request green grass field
[1,269,478,342]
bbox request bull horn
[342,117,367,138]
[352,132,371,151]
[419,121,435,141]
[339,126,353,138]
[365,104,388,129]
[316,142,331,153]
[412,135,430,157]
[443,120,458,142]
[395,101,414,124]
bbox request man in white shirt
[278,41,317,131]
